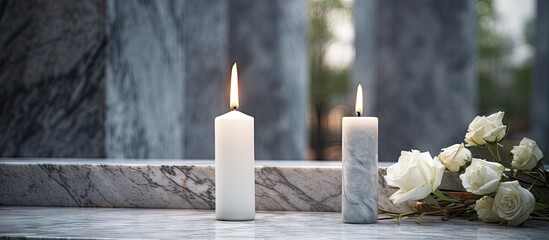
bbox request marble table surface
[0,207,548,239]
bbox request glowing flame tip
[355,84,363,116]
[230,63,239,110]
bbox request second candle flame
[355,84,363,117]
[230,63,239,110]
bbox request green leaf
[535,163,547,182]
[505,119,511,136]
[424,194,440,209]
[500,161,513,169]
[486,142,504,163]
[415,213,425,225]
[534,202,549,211]
[530,187,549,204]
[466,211,479,221]
[433,189,461,203]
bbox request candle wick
[232,106,237,111]
[357,112,361,117]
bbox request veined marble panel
[354,0,477,162]
[532,0,549,153]
[0,160,463,212]
[0,0,106,157]
[183,0,229,159]
[229,0,309,160]
[106,0,185,158]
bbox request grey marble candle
[342,85,378,224]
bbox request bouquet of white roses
[382,111,549,227]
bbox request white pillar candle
[342,84,378,223]
[215,63,255,221]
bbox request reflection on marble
[0,160,464,213]
[1,207,548,239]
[0,0,106,157]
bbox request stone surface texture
[532,0,549,154]
[230,0,309,160]
[106,0,185,158]
[0,159,464,213]
[0,0,106,157]
[354,0,477,162]
[1,207,548,239]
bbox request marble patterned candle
[214,63,255,221]
[342,84,378,224]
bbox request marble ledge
[0,159,464,212]
[1,207,548,239]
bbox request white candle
[215,63,255,221]
[342,84,378,223]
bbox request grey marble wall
[354,0,477,161]
[0,0,106,157]
[532,0,549,153]
[230,0,308,160]
[183,0,228,159]
[0,0,307,160]
[352,0,377,115]
[106,0,185,158]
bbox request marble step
[0,159,463,212]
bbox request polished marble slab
[0,0,309,161]
[353,0,477,162]
[106,0,186,159]
[0,207,548,239]
[0,0,106,158]
[0,159,463,212]
[532,0,549,152]
[230,0,309,160]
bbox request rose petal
[389,182,432,205]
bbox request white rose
[511,137,544,170]
[474,196,501,223]
[459,158,504,195]
[438,143,471,172]
[492,181,535,227]
[464,111,507,147]
[384,150,445,205]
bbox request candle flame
[355,84,363,116]
[230,63,239,110]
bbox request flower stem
[504,172,546,188]
[524,172,549,189]
[486,142,502,163]
[379,201,475,219]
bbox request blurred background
[0,0,547,162]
